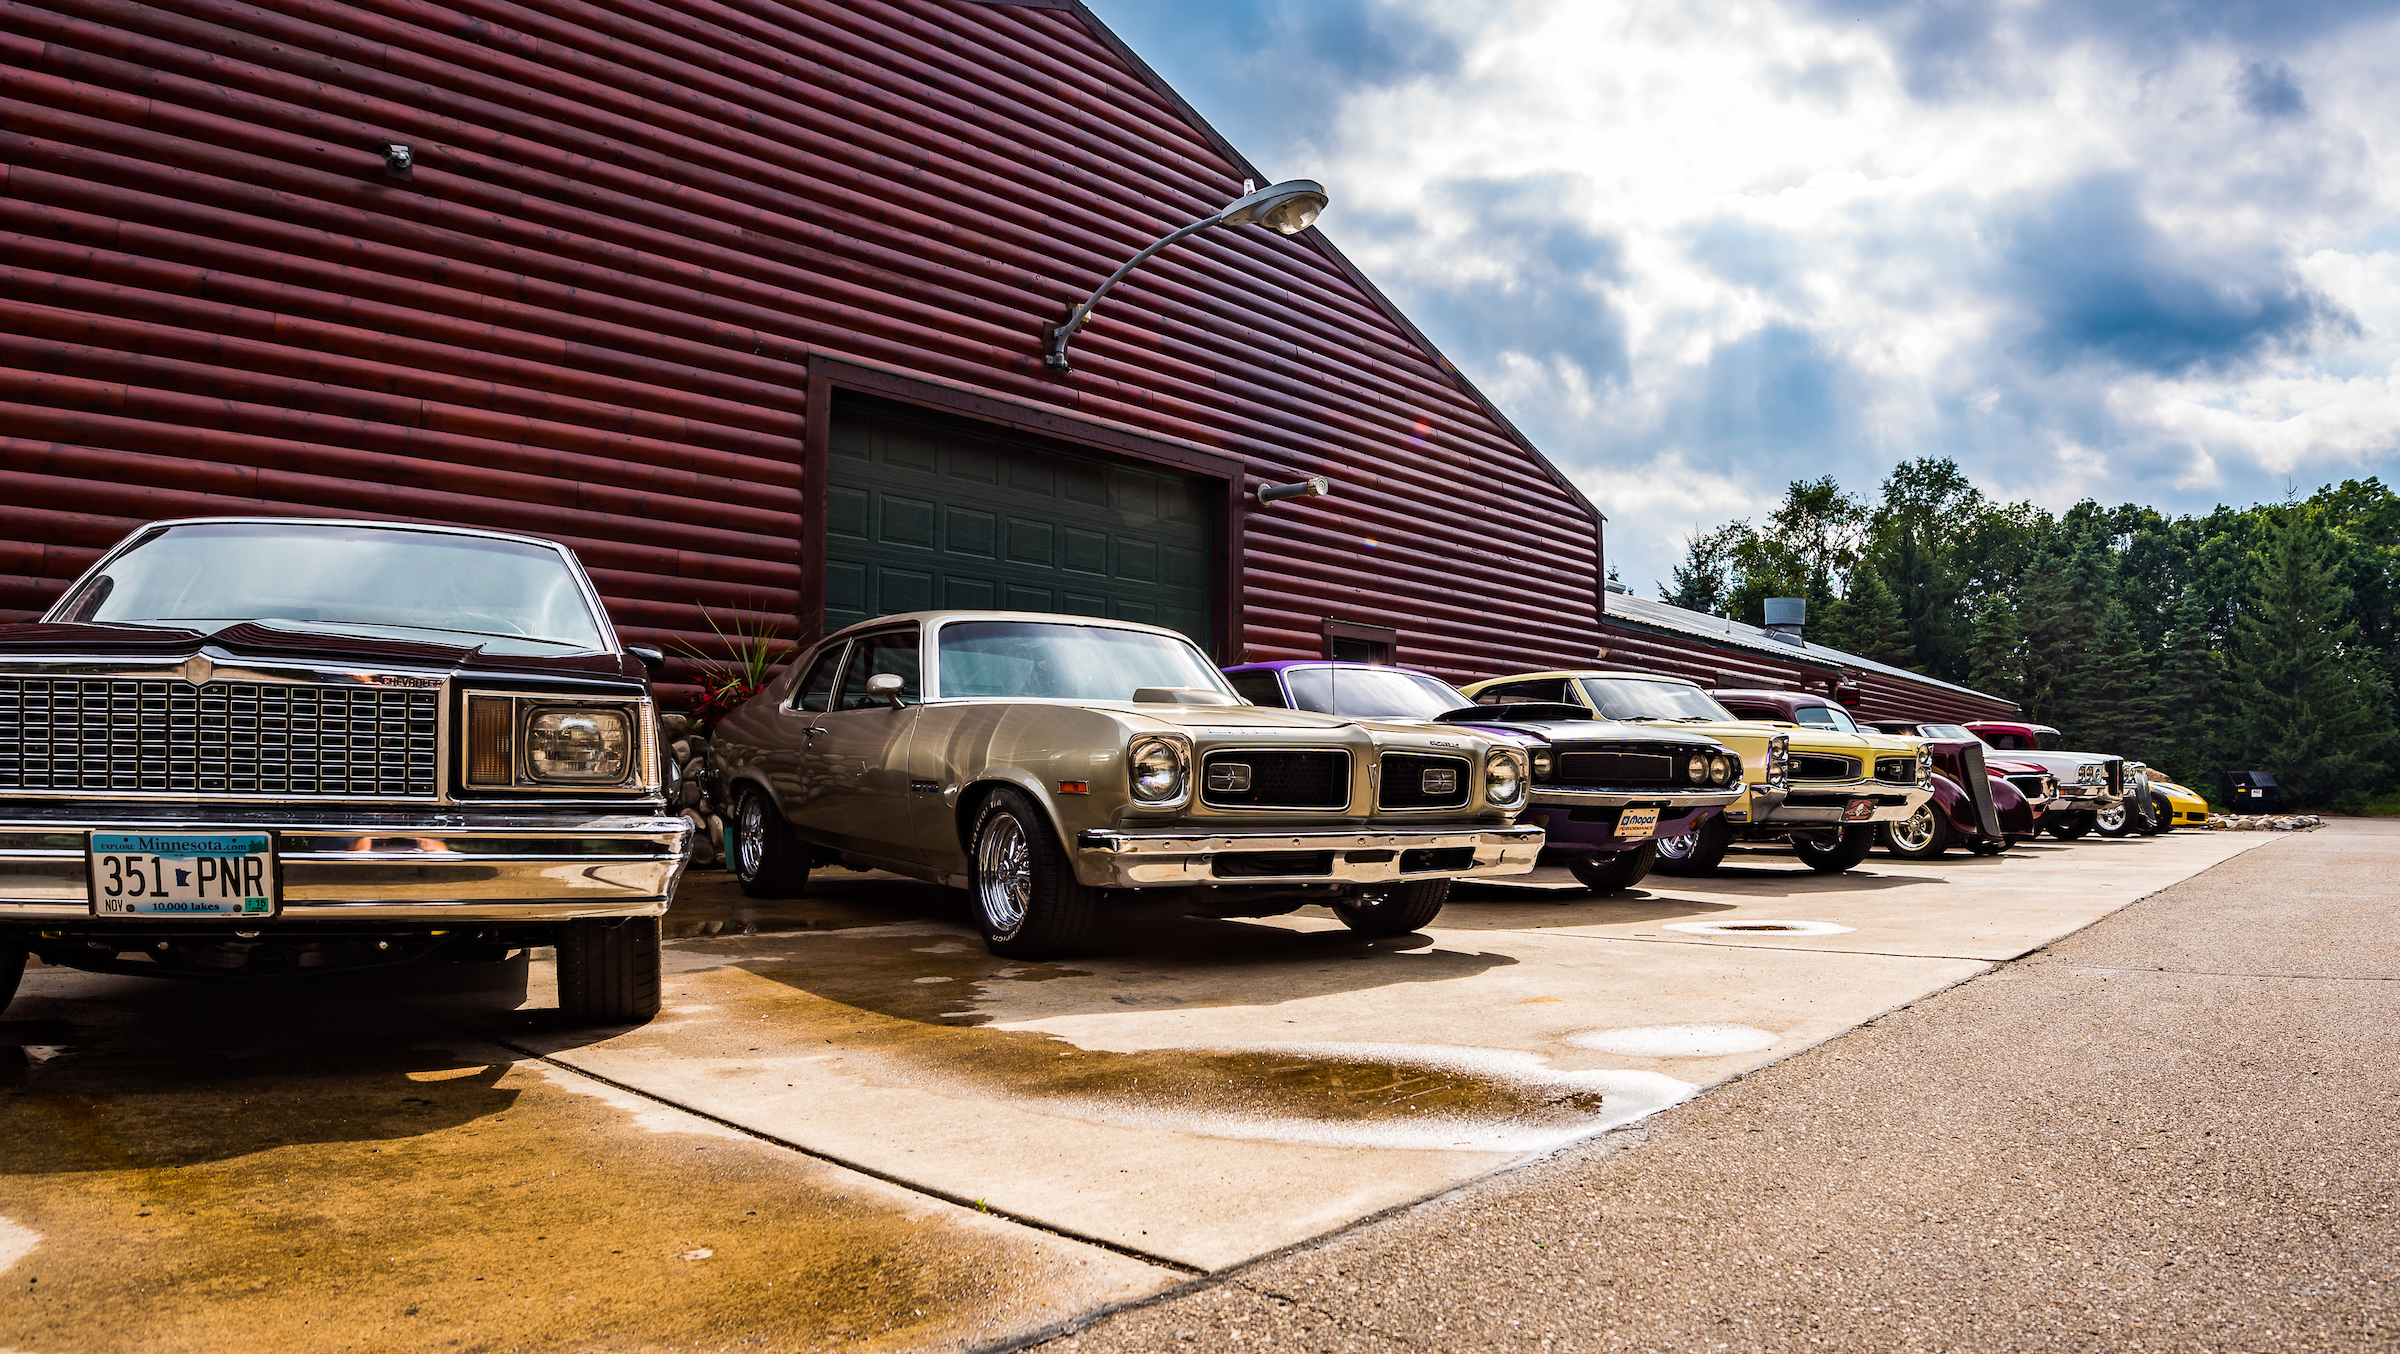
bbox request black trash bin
[2224,770,2282,812]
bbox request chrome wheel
[1655,832,1699,862]
[736,795,767,878]
[1890,805,1940,853]
[2096,803,2127,833]
[976,810,1033,935]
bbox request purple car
[1224,662,1744,892]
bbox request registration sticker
[1843,798,1878,822]
[1616,806,1661,839]
[89,832,276,917]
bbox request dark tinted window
[1479,678,1569,704]
[1985,732,2033,750]
[791,644,847,714]
[837,629,922,709]
[1227,672,1287,707]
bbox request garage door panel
[826,400,1213,643]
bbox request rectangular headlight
[463,694,654,791]
[527,707,632,783]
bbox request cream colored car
[711,612,1543,957]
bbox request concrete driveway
[0,829,2275,1351]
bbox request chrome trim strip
[1527,784,1746,809]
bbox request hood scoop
[1132,687,1242,706]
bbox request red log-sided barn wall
[0,0,1608,692]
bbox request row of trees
[1662,460,2399,808]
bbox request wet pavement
[0,827,2279,1349]
[1044,818,2400,1354]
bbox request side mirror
[627,645,664,677]
[866,671,907,708]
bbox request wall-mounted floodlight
[1045,178,1329,374]
[382,143,414,180]
[1256,476,1331,505]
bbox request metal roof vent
[1764,597,1806,645]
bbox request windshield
[1792,705,1859,733]
[1919,723,1973,740]
[54,522,607,652]
[936,620,1230,700]
[1286,666,1469,719]
[1578,677,1735,722]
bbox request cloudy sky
[1086,0,2400,595]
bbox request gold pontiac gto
[709,612,1543,957]
[1461,670,1933,874]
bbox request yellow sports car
[1460,670,1932,874]
[2147,777,2210,831]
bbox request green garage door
[824,399,1215,646]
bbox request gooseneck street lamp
[1044,179,1329,374]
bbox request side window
[1794,708,1837,726]
[836,628,923,710]
[1989,733,2029,750]
[790,643,848,714]
[1481,678,1567,705]
[1227,672,1286,707]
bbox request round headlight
[1128,737,1188,803]
[1686,754,1709,783]
[1710,754,1732,785]
[1484,750,1525,806]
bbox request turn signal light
[467,696,514,786]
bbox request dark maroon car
[1227,661,1743,892]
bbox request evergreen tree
[1967,591,2027,707]
[2017,531,2111,736]
[2225,508,2392,806]
[2077,600,2170,763]
[1819,564,1912,668]
[2155,590,2221,788]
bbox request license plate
[1843,798,1878,822]
[89,832,277,917]
[1616,806,1660,839]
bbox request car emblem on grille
[180,655,214,685]
[1207,762,1253,793]
[1421,767,1460,795]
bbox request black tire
[1568,843,1658,893]
[1792,824,1877,873]
[732,785,811,898]
[1651,815,1732,876]
[2047,812,2094,841]
[1880,802,1952,860]
[1333,879,1451,936]
[2141,792,2172,835]
[970,788,1098,959]
[0,943,24,1016]
[556,917,662,1025]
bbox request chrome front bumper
[0,812,691,924]
[2054,784,2123,807]
[1758,781,1933,827]
[1525,784,1745,811]
[1073,824,1544,888]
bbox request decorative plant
[670,603,797,728]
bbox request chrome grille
[0,677,438,797]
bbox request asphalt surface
[1042,819,2400,1354]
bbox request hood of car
[0,619,639,682]
[1447,717,1727,751]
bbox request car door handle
[806,726,828,739]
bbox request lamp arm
[1045,213,1222,373]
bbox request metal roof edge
[1604,594,2014,705]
